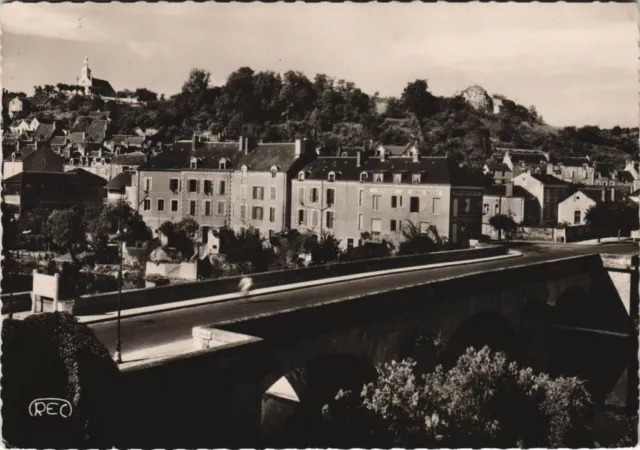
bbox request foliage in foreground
[2,312,119,448]
[322,346,593,448]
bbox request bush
[322,346,593,448]
[2,313,119,448]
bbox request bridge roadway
[92,242,637,359]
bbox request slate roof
[594,162,616,177]
[3,168,107,186]
[88,111,111,120]
[237,143,302,172]
[528,173,571,185]
[111,151,148,166]
[86,119,108,142]
[139,141,242,171]
[485,162,511,172]
[71,117,92,133]
[484,184,530,197]
[618,171,635,183]
[91,78,116,97]
[506,149,549,165]
[34,123,57,141]
[3,146,36,161]
[550,156,591,167]
[105,172,133,192]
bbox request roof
[629,189,640,197]
[550,156,591,167]
[237,143,301,172]
[618,171,635,182]
[34,123,57,141]
[303,155,483,186]
[373,142,416,157]
[105,172,133,191]
[71,116,92,133]
[111,151,147,166]
[139,141,241,171]
[522,173,571,185]
[485,162,511,172]
[69,132,85,143]
[594,162,616,177]
[88,111,110,120]
[484,184,530,197]
[86,119,108,142]
[3,146,36,161]
[90,78,116,97]
[3,168,108,186]
[562,188,625,204]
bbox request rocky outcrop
[460,85,494,113]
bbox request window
[358,213,364,230]
[157,199,165,211]
[483,203,489,215]
[371,219,382,238]
[218,180,226,195]
[188,179,198,193]
[432,198,441,215]
[358,190,364,207]
[252,206,264,220]
[574,210,581,224]
[328,172,336,182]
[391,196,398,208]
[464,198,471,213]
[326,211,335,229]
[410,197,420,213]
[240,204,247,220]
[270,186,277,200]
[241,185,248,199]
[169,178,180,192]
[298,187,304,205]
[218,159,226,170]
[143,199,151,211]
[298,171,305,181]
[390,219,398,231]
[347,238,354,249]
[310,188,319,203]
[253,186,264,200]
[394,173,402,183]
[373,173,383,183]
[360,172,368,182]
[326,188,335,206]
[312,210,319,227]
[494,204,499,214]
[202,226,210,244]
[412,173,421,183]
[143,177,152,192]
[269,229,276,238]
[269,207,276,223]
[372,195,381,211]
[190,158,197,169]
[204,180,213,195]
[298,209,307,225]
[171,200,179,212]
[189,200,197,215]
[270,166,278,178]
[217,201,225,216]
[341,152,348,158]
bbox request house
[482,183,530,225]
[628,189,640,204]
[482,161,513,184]
[104,135,147,153]
[502,148,549,177]
[2,169,107,218]
[135,135,245,240]
[77,56,116,97]
[547,156,594,184]
[622,159,640,180]
[511,171,571,225]
[105,171,136,205]
[230,138,318,237]
[9,118,33,134]
[291,150,485,250]
[8,97,31,119]
[557,188,623,226]
[2,142,64,178]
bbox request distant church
[77,56,116,98]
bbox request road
[91,242,637,357]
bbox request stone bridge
[114,253,638,448]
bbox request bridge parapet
[600,253,639,317]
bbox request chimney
[505,182,514,197]
[244,137,251,155]
[16,140,20,152]
[601,189,606,202]
[238,136,244,152]
[412,149,419,163]
[380,149,386,163]
[356,151,362,168]
[610,187,616,202]
[35,140,39,151]
[192,133,197,151]
[295,138,302,157]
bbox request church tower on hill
[75,56,116,98]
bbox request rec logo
[29,398,73,418]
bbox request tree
[2,313,119,448]
[46,208,87,263]
[157,219,199,260]
[322,346,593,448]
[311,231,342,265]
[219,227,272,273]
[489,214,518,241]
[134,88,158,102]
[585,202,639,241]
[398,221,446,255]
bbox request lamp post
[113,220,128,364]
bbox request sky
[1,2,637,128]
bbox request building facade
[482,183,528,225]
[511,171,571,225]
[546,156,594,184]
[2,144,64,178]
[501,148,549,177]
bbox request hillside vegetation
[5,67,638,167]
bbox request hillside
[5,69,638,167]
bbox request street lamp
[112,221,128,364]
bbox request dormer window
[218,158,227,170]
[11,153,16,162]
[374,173,384,183]
[360,172,368,182]
[328,171,336,182]
[298,171,305,181]
[394,173,402,183]
[412,173,421,183]
[270,165,278,178]
[190,157,198,169]
[41,159,46,166]
[341,152,348,158]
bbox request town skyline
[2,2,637,129]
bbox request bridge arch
[436,311,520,370]
[260,353,376,447]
